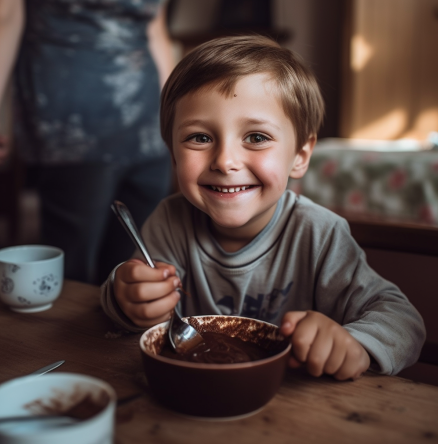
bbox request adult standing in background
[0,0,175,284]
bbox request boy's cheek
[175,168,192,193]
[175,158,205,191]
[174,153,201,177]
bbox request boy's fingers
[288,356,303,369]
[118,260,175,283]
[333,345,370,381]
[280,311,308,336]
[290,319,318,364]
[306,332,334,377]
[127,290,180,322]
[154,261,177,275]
[125,277,181,302]
[332,351,357,381]
[323,338,347,376]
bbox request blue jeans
[37,156,172,284]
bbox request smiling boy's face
[172,73,315,250]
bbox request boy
[101,35,425,380]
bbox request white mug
[0,245,64,313]
[0,373,116,444]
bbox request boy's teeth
[211,186,248,193]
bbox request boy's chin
[209,216,254,231]
[207,207,276,234]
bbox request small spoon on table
[111,200,204,354]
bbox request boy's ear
[289,136,316,179]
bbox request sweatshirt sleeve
[100,264,146,333]
[313,218,426,375]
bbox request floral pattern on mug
[33,274,59,296]
[17,296,32,305]
[1,275,14,294]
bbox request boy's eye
[188,134,211,143]
[244,133,269,144]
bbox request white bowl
[0,373,116,444]
[0,245,64,313]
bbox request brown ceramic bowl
[139,315,291,419]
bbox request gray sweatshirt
[101,191,426,375]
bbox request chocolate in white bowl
[139,315,291,420]
[0,373,116,444]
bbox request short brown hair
[160,35,324,151]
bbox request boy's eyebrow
[241,118,281,130]
[177,118,281,130]
[176,119,206,130]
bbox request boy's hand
[114,259,181,328]
[280,311,370,381]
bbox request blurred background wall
[168,0,346,140]
[1,0,437,247]
[167,0,437,142]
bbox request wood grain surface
[1,280,438,444]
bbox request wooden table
[1,280,438,444]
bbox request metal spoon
[111,200,204,354]
[0,414,78,427]
[27,361,65,376]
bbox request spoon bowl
[168,308,204,353]
[111,200,204,354]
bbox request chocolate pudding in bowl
[160,331,274,363]
[139,315,291,420]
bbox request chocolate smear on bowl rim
[24,386,110,422]
[145,316,289,365]
[186,316,287,349]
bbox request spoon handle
[111,200,155,268]
[27,360,65,376]
[0,415,78,425]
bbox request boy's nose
[210,142,243,174]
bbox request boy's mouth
[208,185,254,194]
